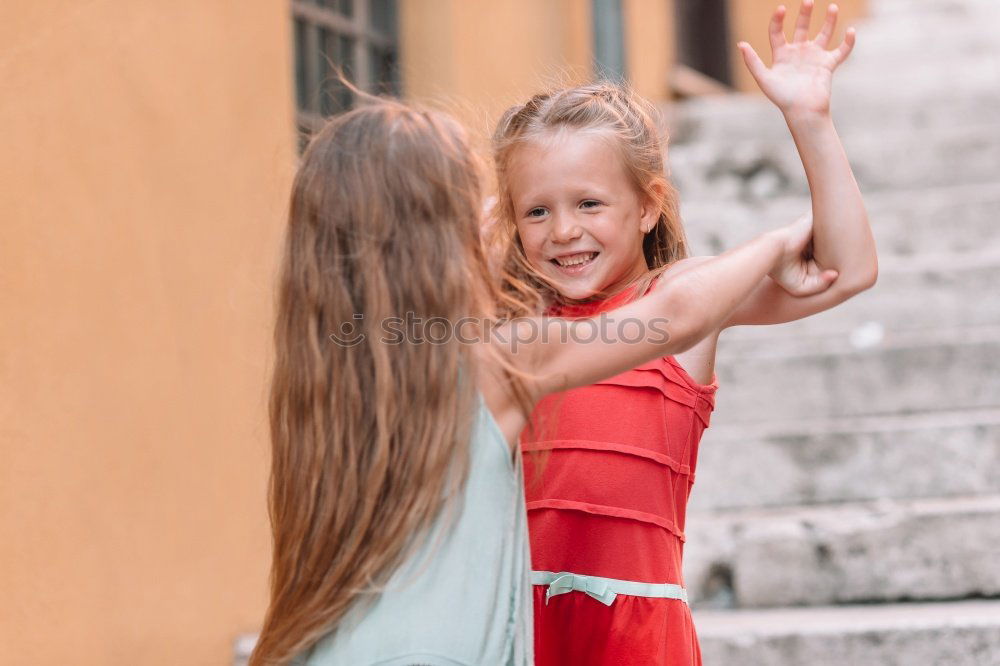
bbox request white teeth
[555,252,597,267]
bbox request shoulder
[646,255,716,291]
[653,254,715,282]
[667,255,716,272]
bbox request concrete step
[834,54,1000,101]
[666,88,1000,153]
[872,0,999,16]
[683,494,1000,607]
[667,119,1000,200]
[694,599,1000,666]
[715,253,1000,348]
[691,408,1000,510]
[865,0,1000,32]
[836,8,1000,69]
[710,325,1000,426]
[681,181,1000,258]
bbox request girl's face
[508,130,658,301]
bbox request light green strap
[531,570,689,607]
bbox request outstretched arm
[729,0,877,327]
[497,215,824,398]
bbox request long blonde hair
[252,100,530,665]
[489,82,690,315]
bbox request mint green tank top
[296,395,533,666]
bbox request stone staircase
[667,0,1000,663]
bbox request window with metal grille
[291,0,399,148]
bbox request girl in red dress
[487,2,877,663]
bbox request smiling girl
[488,2,877,664]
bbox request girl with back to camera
[489,2,877,664]
[248,86,845,665]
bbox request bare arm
[785,110,875,290]
[728,1,877,327]
[498,228,794,399]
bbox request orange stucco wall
[624,0,678,104]
[0,1,294,663]
[400,0,594,138]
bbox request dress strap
[531,570,689,607]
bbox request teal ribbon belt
[531,570,689,607]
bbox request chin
[551,279,601,302]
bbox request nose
[550,211,583,244]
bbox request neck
[553,274,649,312]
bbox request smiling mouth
[551,251,599,269]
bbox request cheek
[589,219,622,250]
[516,225,546,261]
[593,217,640,259]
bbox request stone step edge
[817,248,1000,274]
[687,492,1000,523]
[669,179,1000,215]
[718,249,1000,280]
[715,322,1000,362]
[692,598,1000,638]
[705,405,1000,442]
[667,108,1000,143]
[679,177,1000,214]
[716,251,1000,345]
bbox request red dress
[522,281,718,666]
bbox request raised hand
[737,1,856,116]
[767,212,839,297]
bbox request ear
[639,180,666,234]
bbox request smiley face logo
[329,314,365,347]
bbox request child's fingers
[792,0,814,43]
[833,27,857,66]
[814,3,838,48]
[799,268,839,296]
[769,5,788,53]
[738,42,770,82]
[820,269,839,284]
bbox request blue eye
[526,207,548,218]
[580,200,601,209]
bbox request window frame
[291,0,399,135]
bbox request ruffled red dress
[522,280,719,666]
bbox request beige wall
[400,0,593,139]
[624,0,678,104]
[0,1,294,663]
[729,0,867,92]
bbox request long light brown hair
[488,82,691,316]
[252,100,531,665]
